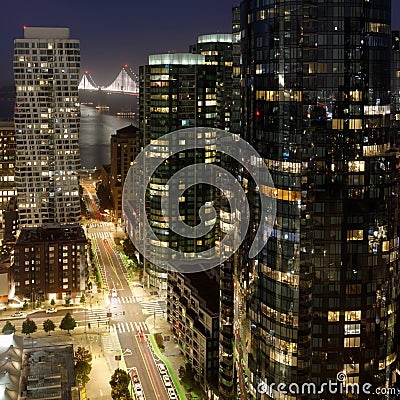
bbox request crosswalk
[116,296,136,304]
[139,300,167,315]
[101,334,115,352]
[114,297,166,315]
[87,308,109,327]
[88,222,110,228]
[91,231,111,239]
[112,321,149,334]
[84,308,149,336]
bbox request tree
[22,301,28,311]
[50,299,56,307]
[74,360,92,386]
[21,318,37,337]
[109,368,132,400]
[2,321,15,334]
[80,293,86,305]
[74,347,92,364]
[59,312,77,334]
[179,365,186,380]
[73,347,92,387]
[43,319,55,335]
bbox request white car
[157,363,167,375]
[12,311,24,317]
[134,383,143,395]
[46,308,57,313]
[168,388,177,399]
[162,374,172,387]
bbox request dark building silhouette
[0,121,16,239]
[230,1,400,399]
[110,124,140,224]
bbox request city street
[0,176,181,400]
[81,179,174,399]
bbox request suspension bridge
[78,65,138,95]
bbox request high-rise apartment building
[392,31,400,144]
[134,37,234,397]
[14,27,81,227]
[110,124,140,224]
[231,1,400,399]
[138,38,233,292]
[0,122,16,237]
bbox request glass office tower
[234,1,399,399]
[14,27,81,227]
[138,35,234,294]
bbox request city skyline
[1,1,399,86]
[0,0,235,86]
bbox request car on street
[130,368,139,383]
[157,363,167,375]
[134,383,143,396]
[46,308,57,313]
[163,374,172,387]
[168,388,177,399]
[12,311,24,317]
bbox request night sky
[0,0,399,86]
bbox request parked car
[163,374,172,387]
[157,363,167,375]
[130,368,139,383]
[12,311,24,317]
[134,383,143,395]
[46,308,57,313]
[168,388,177,399]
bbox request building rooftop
[184,272,219,315]
[0,122,14,129]
[0,335,23,400]
[197,33,233,44]
[20,345,76,400]
[114,124,139,138]
[149,53,205,66]
[22,27,70,40]
[16,224,86,244]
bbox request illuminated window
[348,161,365,172]
[344,323,361,335]
[349,119,362,130]
[349,90,362,101]
[344,363,359,374]
[344,337,360,347]
[347,230,363,241]
[328,311,340,322]
[345,310,361,321]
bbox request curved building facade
[235,1,399,399]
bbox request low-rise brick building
[12,223,87,301]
